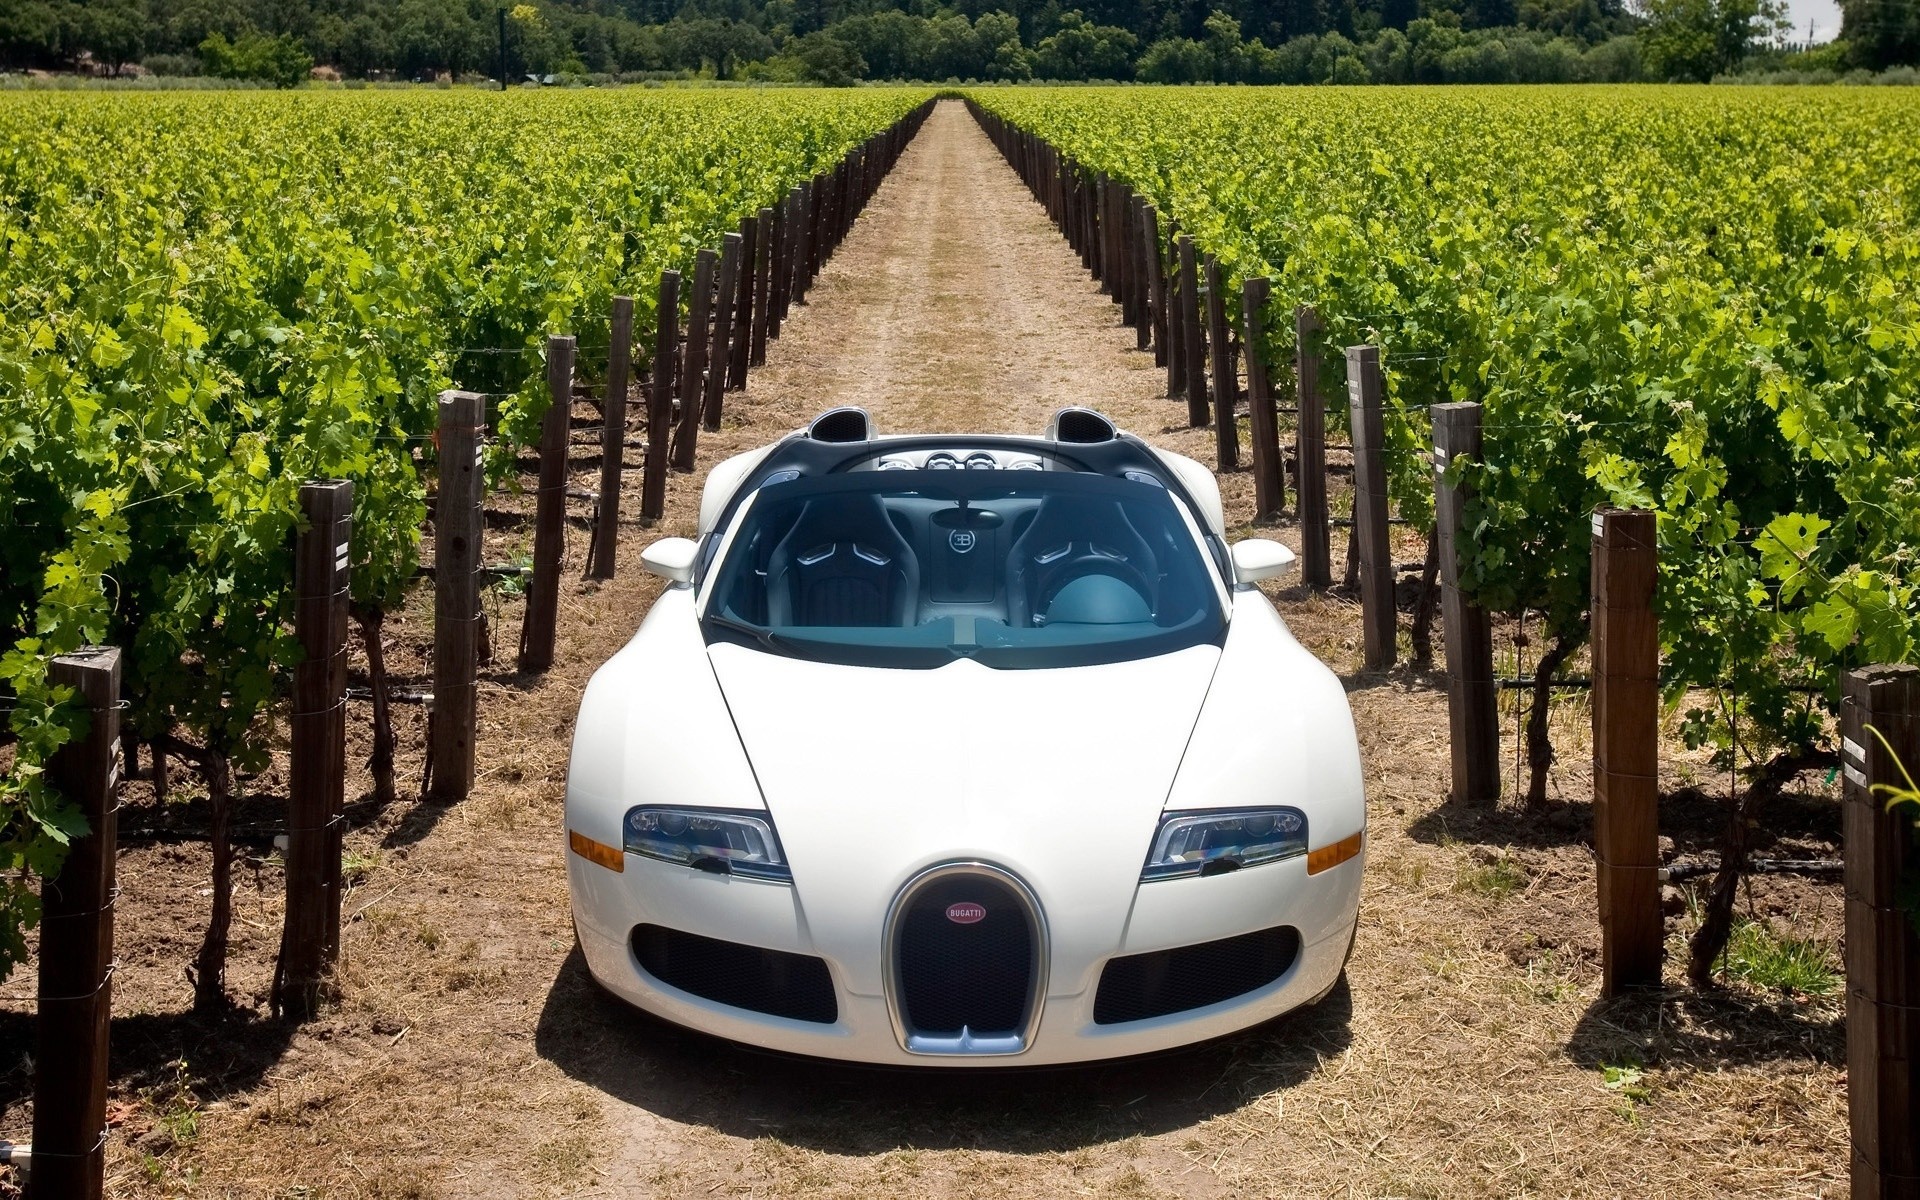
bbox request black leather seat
[766,495,919,627]
[1008,495,1157,627]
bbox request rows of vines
[969,84,1920,975]
[0,86,932,995]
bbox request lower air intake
[1093,925,1300,1025]
[632,924,837,1024]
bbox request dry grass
[0,101,1847,1199]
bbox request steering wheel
[1033,546,1155,622]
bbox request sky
[1784,0,1846,43]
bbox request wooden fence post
[673,249,715,472]
[790,182,813,308]
[1143,205,1168,368]
[588,296,632,581]
[29,647,120,1200]
[1347,347,1395,670]
[773,188,797,330]
[1178,236,1208,428]
[643,272,678,524]
[1295,306,1331,588]
[519,335,572,675]
[705,234,743,431]
[1206,256,1239,471]
[431,391,484,803]
[728,219,754,391]
[806,171,827,286]
[1129,195,1151,350]
[1592,508,1661,994]
[1433,401,1499,804]
[1242,278,1283,519]
[750,207,773,367]
[276,481,352,1020]
[1166,222,1186,398]
[1841,665,1920,1200]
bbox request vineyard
[970,82,1920,970]
[3,86,1919,1196]
[0,86,931,996]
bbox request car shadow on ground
[532,946,1353,1154]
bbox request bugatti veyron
[564,407,1364,1065]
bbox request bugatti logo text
[946,902,986,924]
[949,529,977,554]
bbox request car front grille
[891,869,1041,1052]
[631,924,837,1024]
[1093,925,1301,1025]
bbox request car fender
[564,586,765,856]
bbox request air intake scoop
[1046,407,1117,444]
[809,407,874,443]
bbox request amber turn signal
[1306,830,1363,875]
[569,829,625,873]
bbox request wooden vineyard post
[1143,205,1167,368]
[704,233,743,431]
[774,188,798,330]
[1296,306,1331,588]
[643,272,678,524]
[1126,192,1145,342]
[1591,508,1661,995]
[1346,347,1394,669]
[673,249,714,472]
[806,171,826,287]
[790,182,813,308]
[750,207,773,367]
[1166,221,1186,398]
[1242,278,1284,519]
[1206,256,1239,471]
[728,218,754,390]
[276,481,352,1020]
[1840,665,1920,1200]
[431,391,484,803]
[1178,236,1208,428]
[519,335,573,675]
[1433,402,1499,804]
[588,296,632,581]
[29,647,120,1200]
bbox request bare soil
[0,101,1846,1199]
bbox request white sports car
[564,407,1364,1066]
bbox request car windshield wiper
[702,612,797,656]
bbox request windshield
[701,470,1226,669]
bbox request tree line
[1,0,1913,90]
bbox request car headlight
[1141,808,1308,881]
[623,807,790,881]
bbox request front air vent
[632,924,838,1024]
[1046,407,1117,444]
[886,864,1046,1055]
[1093,925,1300,1024]
[808,407,873,443]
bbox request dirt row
[0,99,1845,1199]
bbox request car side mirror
[640,537,698,584]
[1231,539,1297,585]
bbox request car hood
[706,642,1221,997]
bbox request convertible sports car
[564,407,1364,1065]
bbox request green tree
[1033,10,1138,77]
[1839,0,1920,68]
[199,30,313,84]
[1136,33,1213,77]
[788,29,865,81]
[1636,0,1786,79]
